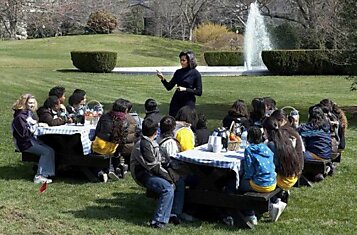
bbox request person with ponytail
[262,116,304,190]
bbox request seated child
[130,118,184,228]
[48,86,68,116]
[37,96,73,126]
[299,105,332,181]
[320,99,346,155]
[195,113,210,146]
[66,91,86,124]
[249,98,266,127]
[121,99,141,169]
[239,126,277,225]
[174,106,197,151]
[92,98,129,181]
[12,94,55,184]
[222,99,250,131]
[263,97,277,117]
[263,116,303,191]
[159,115,181,158]
[270,109,305,157]
[144,98,162,125]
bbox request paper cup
[213,136,222,145]
[207,136,214,151]
[212,144,223,153]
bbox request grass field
[0,34,356,234]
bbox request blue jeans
[144,175,185,224]
[25,140,55,177]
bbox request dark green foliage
[71,51,117,73]
[122,6,145,35]
[262,50,355,75]
[204,51,244,66]
[86,10,118,34]
[270,23,300,49]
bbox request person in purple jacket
[12,94,55,184]
[157,50,202,117]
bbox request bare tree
[173,0,214,41]
[0,0,27,39]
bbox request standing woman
[157,50,202,117]
[12,94,55,184]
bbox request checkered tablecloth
[36,124,96,155]
[173,144,244,188]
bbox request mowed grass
[0,34,356,234]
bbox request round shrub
[71,51,117,73]
[86,10,118,34]
[204,51,244,66]
[262,50,352,75]
[270,23,300,49]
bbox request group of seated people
[12,86,87,184]
[12,88,347,228]
[128,97,347,228]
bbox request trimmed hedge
[262,50,354,75]
[204,51,244,66]
[71,51,117,73]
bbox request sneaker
[269,199,287,222]
[108,171,120,181]
[245,215,258,225]
[314,173,324,182]
[149,221,165,229]
[116,164,128,179]
[98,171,108,183]
[169,214,181,225]
[328,164,336,176]
[222,215,234,226]
[33,175,52,184]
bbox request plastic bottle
[240,130,248,149]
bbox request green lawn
[0,34,356,234]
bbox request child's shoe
[98,171,108,183]
[108,170,120,181]
[245,215,258,225]
[33,175,52,184]
[269,198,287,222]
[149,221,165,229]
[222,215,234,226]
[169,214,181,225]
[116,164,128,179]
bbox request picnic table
[21,124,114,182]
[169,145,282,228]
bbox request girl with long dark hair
[262,116,304,190]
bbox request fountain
[244,1,273,70]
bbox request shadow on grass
[0,164,34,182]
[56,69,81,73]
[66,191,220,229]
[0,164,96,185]
[66,190,258,231]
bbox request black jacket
[162,67,202,117]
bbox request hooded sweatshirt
[242,143,276,192]
[12,110,38,151]
[299,123,332,159]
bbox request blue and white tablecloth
[173,144,244,188]
[36,124,96,155]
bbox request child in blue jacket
[239,126,276,224]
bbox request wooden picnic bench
[20,151,115,182]
[296,153,341,186]
[146,187,284,228]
